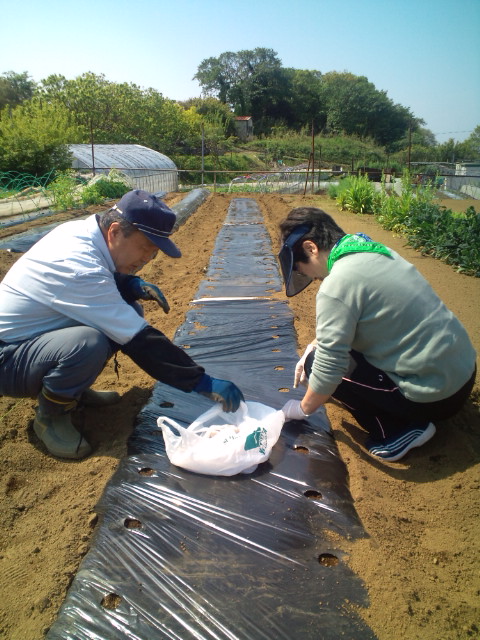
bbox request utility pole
[201,123,205,186]
[311,120,315,193]
[407,122,412,172]
[90,119,96,176]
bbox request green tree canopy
[0,71,36,110]
[180,97,236,136]
[321,71,418,148]
[194,48,283,114]
[38,72,201,155]
[0,98,81,174]
[285,69,326,132]
[459,125,480,160]
[194,50,422,145]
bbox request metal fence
[444,175,480,199]
[1,166,479,222]
[177,168,345,195]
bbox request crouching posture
[279,207,476,462]
[0,190,243,459]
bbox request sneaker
[366,422,436,462]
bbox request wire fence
[0,168,338,218]
[1,166,479,220]
[179,168,344,195]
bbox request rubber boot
[33,388,92,460]
[81,388,121,407]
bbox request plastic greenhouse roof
[69,144,177,170]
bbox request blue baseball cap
[112,189,181,258]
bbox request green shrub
[47,170,78,211]
[47,169,131,210]
[333,174,377,213]
[79,183,103,205]
[92,177,129,199]
[244,133,388,167]
[406,205,480,276]
[328,175,355,201]
[80,178,129,205]
[373,170,479,276]
[173,152,256,184]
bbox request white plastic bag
[157,401,285,476]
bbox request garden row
[329,172,479,277]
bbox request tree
[0,98,82,174]
[194,51,424,145]
[459,125,480,160]
[180,97,235,136]
[436,138,459,163]
[38,72,201,156]
[194,48,282,114]
[285,69,326,132]
[435,134,480,163]
[413,127,437,147]
[0,71,36,110]
[202,113,235,163]
[39,72,115,147]
[244,65,293,134]
[321,71,417,148]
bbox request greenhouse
[69,144,178,193]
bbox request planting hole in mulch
[138,468,155,476]
[293,445,309,454]
[318,553,339,567]
[101,593,122,610]
[304,489,323,500]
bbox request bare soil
[0,192,479,640]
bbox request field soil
[0,192,479,640]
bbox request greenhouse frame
[69,144,178,193]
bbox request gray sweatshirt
[309,249,476,402]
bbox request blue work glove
[116,275,170,314]
[193,374,244,413]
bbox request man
[279,207,476,462]
[0,189,243,459]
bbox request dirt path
[0,193,478,640]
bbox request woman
[279,207,476,462]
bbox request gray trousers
[0,326,115,401]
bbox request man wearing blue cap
[0,189,243,459]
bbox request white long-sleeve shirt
[0,214,147,345]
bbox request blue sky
[1,0,479,143]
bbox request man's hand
[193,374,244,412]
[116,274,170,314]
[135,279,170,314]
[281,399,310,421]
[114,272,170,313]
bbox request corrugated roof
[69,144,176,170]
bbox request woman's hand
[293,341,316,388]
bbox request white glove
[294,342,316,388]
[282,399,310,421]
